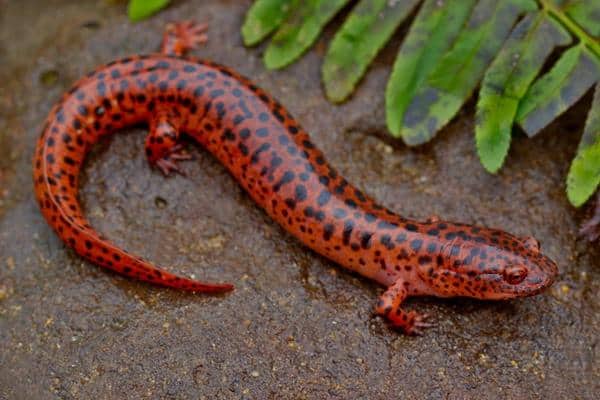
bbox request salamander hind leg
[161,20,208,56]
[375,279,434,335]
[145,116,192,176]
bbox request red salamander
[33,22,558,334]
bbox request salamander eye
[504,265,527,285]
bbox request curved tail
[34,134,233,294]
[45,204,233,293]
[79,228,234,293]
[82,228,233,293]
[32,20,234,294]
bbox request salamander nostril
[523,236,541,252]
[527,276,542,285]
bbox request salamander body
[33,22,558,334]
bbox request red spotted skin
[33,22,559,334]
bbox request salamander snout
[481,246,559,300]
[508,235,558,296]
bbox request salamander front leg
[145,116,192,176]
[161,20,208,56]
[375,279,434,335]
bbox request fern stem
[537,0,600,58]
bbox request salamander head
[417,230,558,300]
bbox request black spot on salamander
[380,235,394,250]
[295,185,307,201]
[418,255,432,265]
[274,171,295,192]
[405,223,418,232]
[410,239,423,251]
[377,221,398,230]
[360,232,373,249]
[333,208,347,219]
[250,143,270,164]
[317,190,331,206]
[323,224,334,241]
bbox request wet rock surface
[0,1,598,399]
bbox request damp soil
[0,1,598,399]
